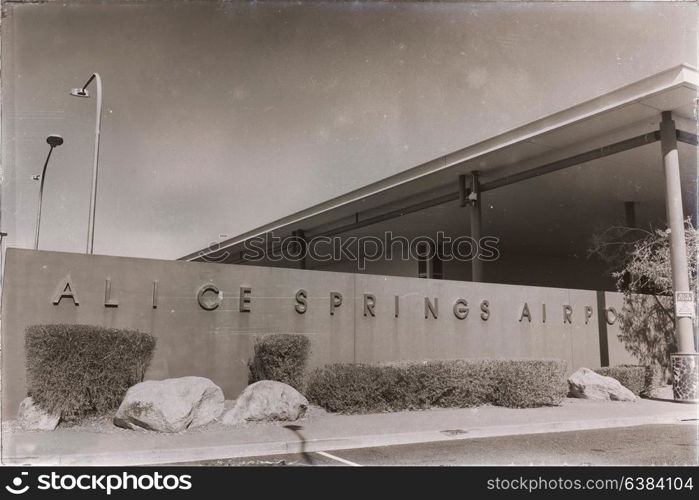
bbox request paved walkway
[2,398,697,466]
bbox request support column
[470,171,483,282]
[660,112,694,353]
[660,111,697,402]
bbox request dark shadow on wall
[617,294,676,379]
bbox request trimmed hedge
[490,360,568,408]
[306,359,568,413]
[248,334,310,392]
[594,364,663,397]
[25,324,156,421]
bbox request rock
[222,380,308,426]
[18,397,60,431]
[649,384,674,400]
[568,368,638,401]
[114,376,224,432]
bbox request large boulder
[568,368,638,401]
[17,397,60,431]
[114,376,224,432]
[222,380,308,426]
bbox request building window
[432,244,443,280]
[417,241,443,279]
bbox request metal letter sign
[674,291,696,319]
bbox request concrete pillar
[660,111,695,354]
[470,171,483,282]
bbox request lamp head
[70,88,90,98]
[46,135,64,147]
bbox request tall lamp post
[33,135,64,250]
[0,231,7,288]
[70,73,102,255]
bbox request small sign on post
[674,291,696,318]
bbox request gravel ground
[4,390,673,437]
[3,400,330,436]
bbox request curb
[4,411,695,466]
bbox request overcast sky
[1,1,696,260]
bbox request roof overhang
[181,64,698,262]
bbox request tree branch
[652,293,675,325]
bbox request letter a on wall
[52,278,80,306]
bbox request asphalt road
[177,423,698,466]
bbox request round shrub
[25,324,156,422]
[247,334,310,392]
[594,364,660,397]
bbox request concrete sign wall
[1,249,634,418]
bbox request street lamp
[0,231,7,288]
[70,72,102,254]
[33,135,64,250]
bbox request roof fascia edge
[181,64,698,262]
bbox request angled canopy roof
[182,64,698,263]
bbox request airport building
[182,65,698,294]
[2,66,698,415]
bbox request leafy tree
[589,219,697,376]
